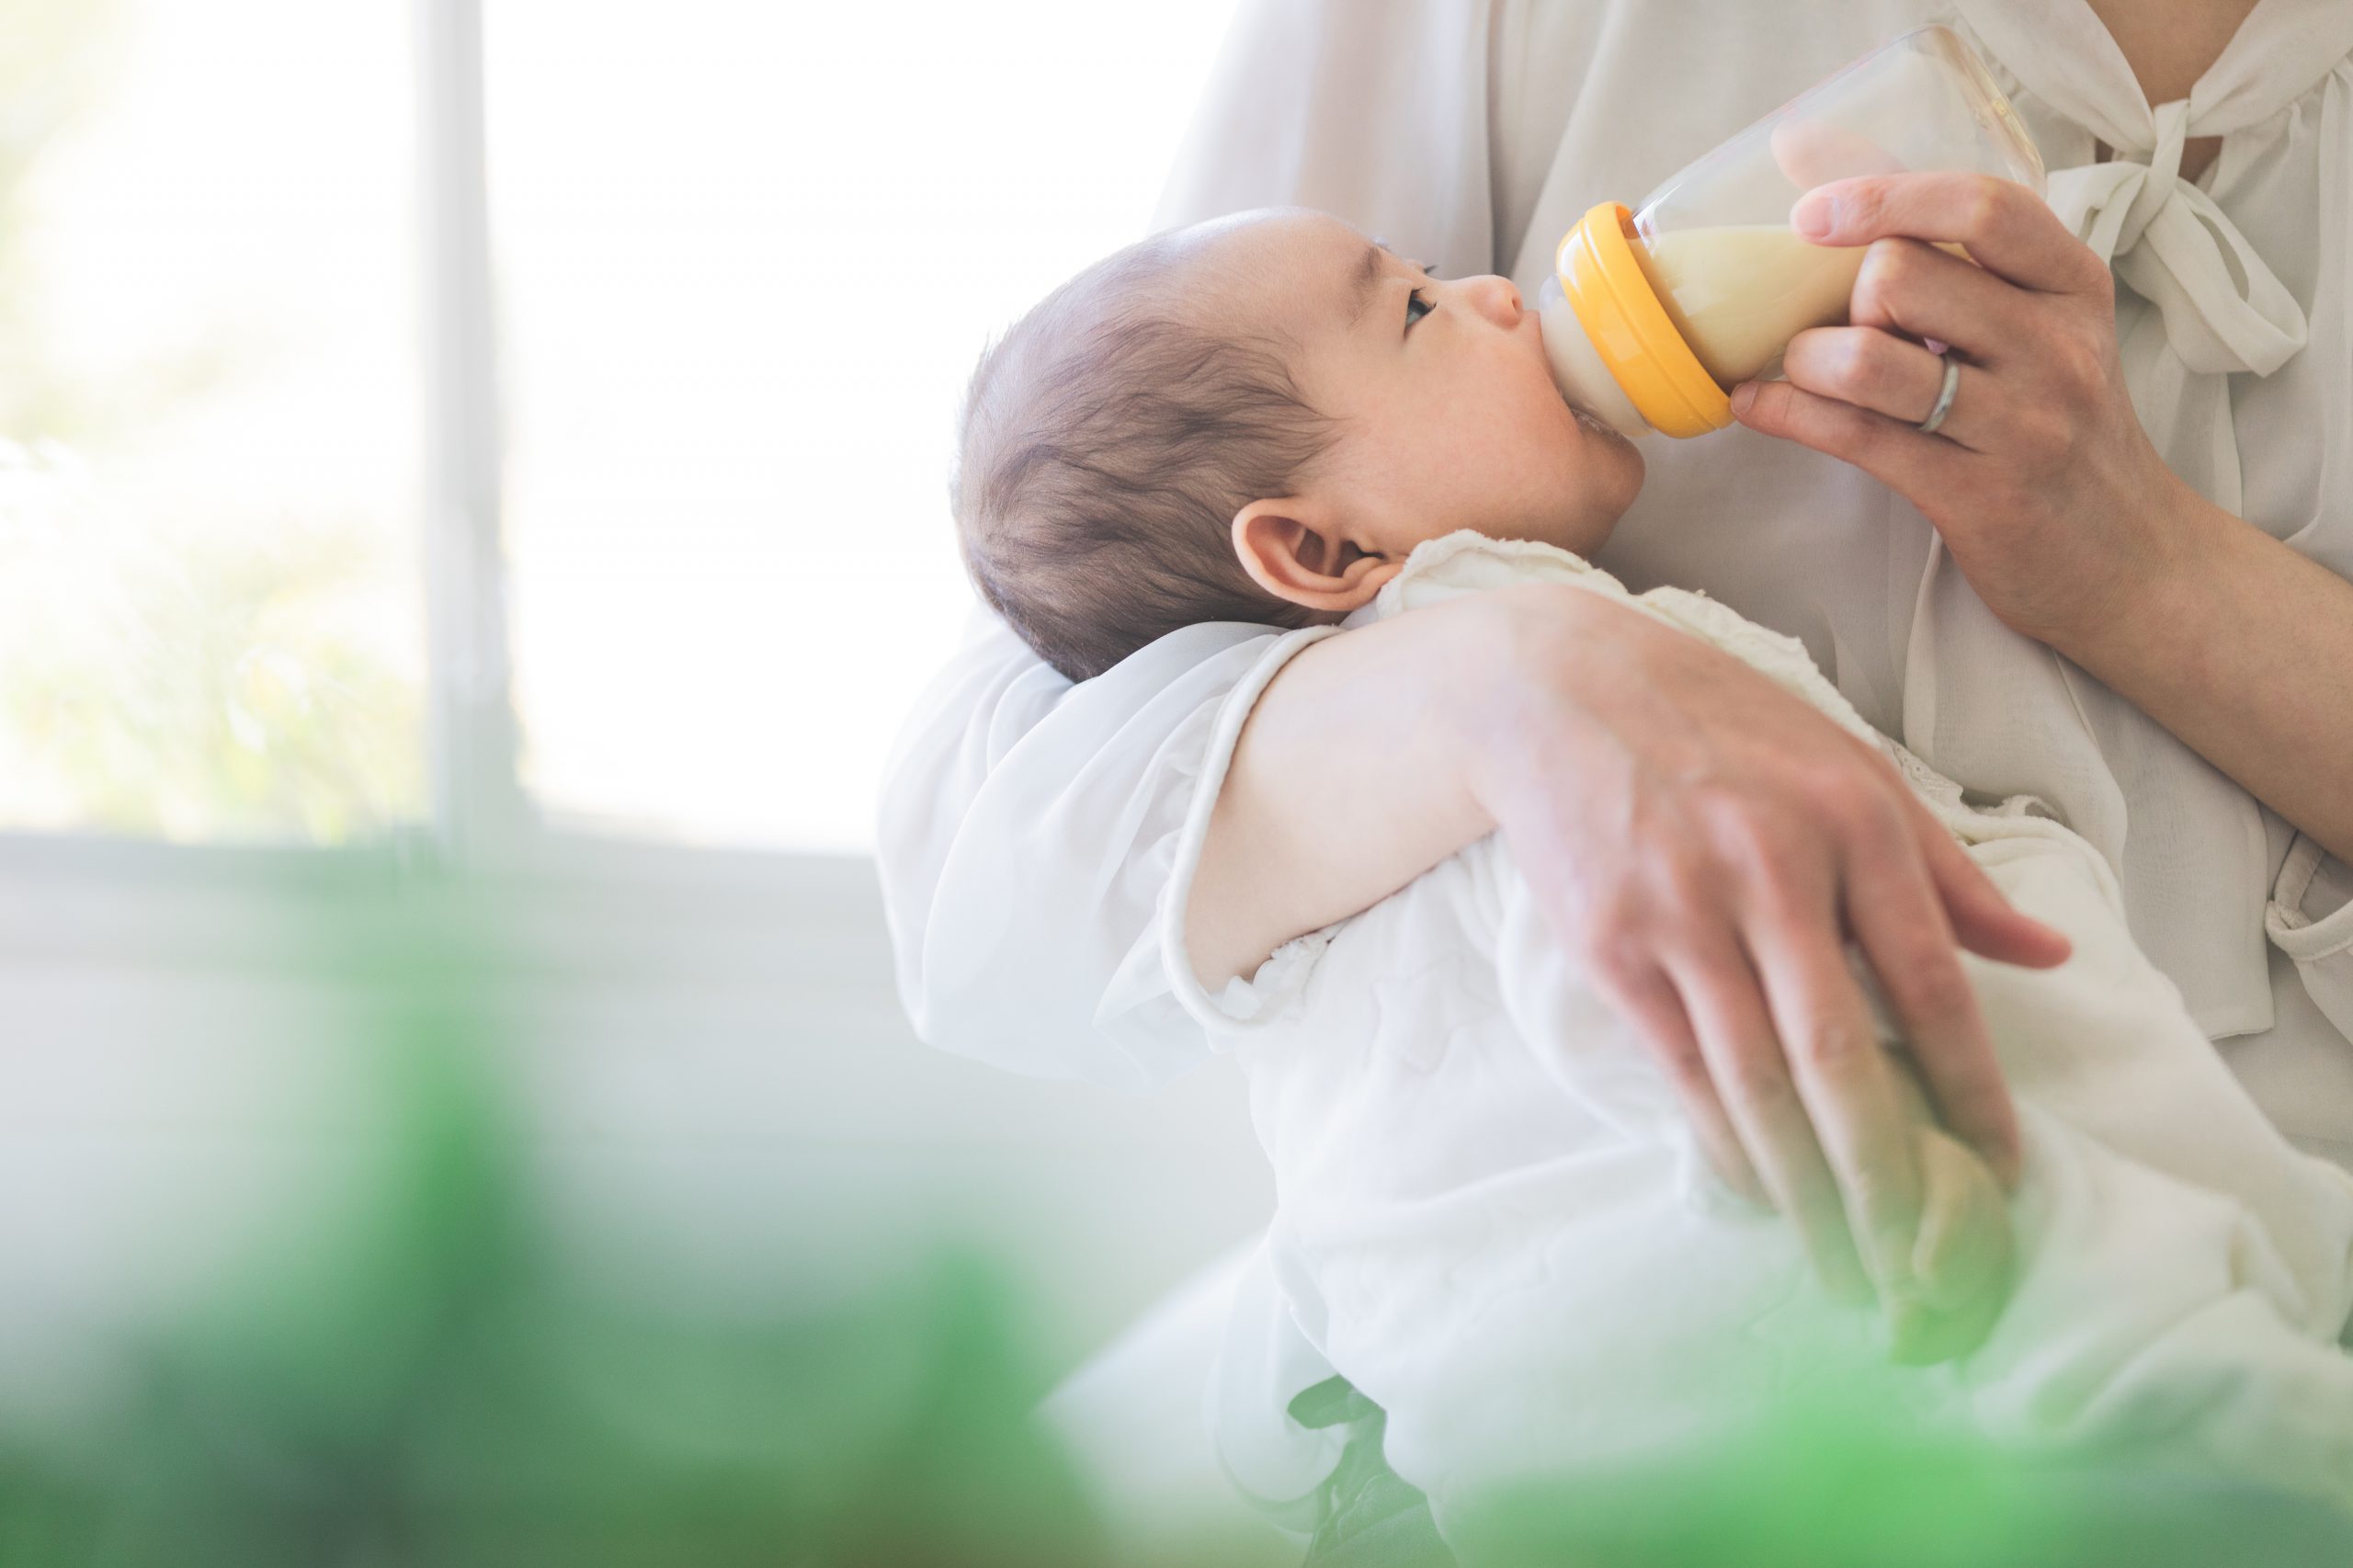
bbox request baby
[954,210,1638,687]
[952,210,2353,1527]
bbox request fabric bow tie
[2043,97,2305,376]
[1955,0,2353,379]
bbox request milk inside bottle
[1538,26,2044,438]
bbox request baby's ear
[1232,498,1399,613]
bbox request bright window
[1,0,1243,857]
[0,0,426,844]
[486,2,1244,851]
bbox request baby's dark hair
[952,229,1337,682]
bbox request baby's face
[1190,210,1644,563]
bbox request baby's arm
[1884,1053,2016,1365]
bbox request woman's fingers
[1790,172,2109,298]
[1742,170,2176,653]
[1900,788,2073,971]
[1774,231,2047,446]
[1847,235,2037,358]
[1482,608,2059,1318]
[1748,179,2110,485]
[1779,327,1987,449]
[1669,937,1874,1305]
[1733,903,1927,1307]
[1731,377,1964,495]
[1598,960,1769,1208]
[1839,795,2024,1191]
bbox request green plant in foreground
[0,953,1101,1568]
[1460,1400,2353,1567]
[0,909,2345,1567]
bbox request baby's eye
[1405,288,1435,329]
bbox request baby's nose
[1461,273,1524,325]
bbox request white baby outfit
[1179,531,2353,1526]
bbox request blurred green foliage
[1461,1403,2353,1568]
[0,903,2343,1568]
[0,890,2343,1562]
[0,934,1103,1567]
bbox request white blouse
[876,0,2353,1168]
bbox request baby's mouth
[1563,399,1620,438]
[1529,312,1620,437]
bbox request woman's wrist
[1348,582,1657,874]
[1448,581,1679,831]
[2041,474,2229,676]
[2047,486,2353,866]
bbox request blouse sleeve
[2267,834,2353,1045]
[875,0,1506,1090]
[876,612,1336,1089]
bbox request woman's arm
[1734,173,2353,862]
[2059,494,2353,867]
[1187,578,2071,1306]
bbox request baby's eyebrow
[1347,239,1395,328]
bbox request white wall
[0,844,1271,1406]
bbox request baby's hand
[1880,1122,2016,1366]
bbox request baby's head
[953,209,1644,680]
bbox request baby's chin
[1563,400,1647,516]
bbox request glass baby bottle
[1538,25,2045,438]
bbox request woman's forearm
[2059,492,2353,865]
[1185,586,1586,988]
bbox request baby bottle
[1538,25,2044,438]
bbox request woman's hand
[1731,172,2200,652]
[1191,580,2072,1305]
[1465,584,2071,1304]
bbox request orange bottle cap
[1556,203,1734,439]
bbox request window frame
[0,0,851,919]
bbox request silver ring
[1916,350,1961,436]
